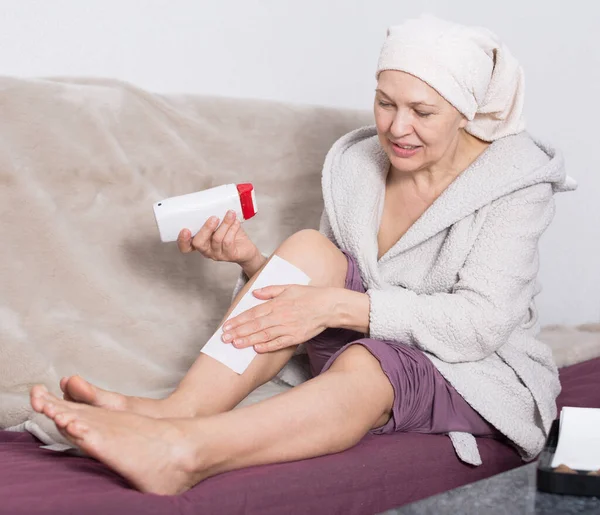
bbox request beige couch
[1,75,599,445]
[0,76,369,439]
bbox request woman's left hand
[221,285,336,353]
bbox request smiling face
[374,70,468,174]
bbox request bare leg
[30,343,394,495]
[59,230,348,418]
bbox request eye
[378,100,394,108]
[415,111,432,118]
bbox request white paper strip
[200,255,310,374]
[550,406,600,470]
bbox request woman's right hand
[177,210,260,267]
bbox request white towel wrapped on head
[377,14,525,142]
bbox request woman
[30,15,575,495]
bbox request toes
[40,396,82,421]
[66,419,89,440]
[30,384,49,413]
[44,391,62,403]
[54,411,79,429]
[41,402,57,419]
[30,395,44,413]
[67,375,96,403]
[61,377,79,402]
[31,384,48,399]
[60,377,70,393]
[31,386,77,416]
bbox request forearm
[239,249,268,279]
[367,287,521,362]
[329,288,370,334]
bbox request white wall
[1,0,598,325]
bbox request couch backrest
[0,75,371,430]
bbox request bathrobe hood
[322,126,576,284]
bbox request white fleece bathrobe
[235,125,576,465]
[316,126,576,464]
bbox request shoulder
[476,130,571,197]
[487,131,552,173]
[493,182,554,208]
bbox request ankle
[183,418,231,478]
[166,387,240,418]
[160,394,204,418]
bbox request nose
[389,109,414,138]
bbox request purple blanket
[2,358,600,515]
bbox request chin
[387,152,423,174]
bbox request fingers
[177,228,194,254]
[177,211,248,264]
[211,210,236,253]
[222,218,241,251]
[222,304,272,336]
[231,325,290,349]
[223,314,279,344]
[190,217,220,255]
[255,336,296,353]
[252,285,289,300]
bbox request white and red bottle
[153,183,258,243]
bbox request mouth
[390,141,422,157]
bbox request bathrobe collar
[321,126,575,266]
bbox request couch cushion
[1,357,598,515]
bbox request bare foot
[60,376,170,418]
[30,385,208,495]
[61,376,127,410]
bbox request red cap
[236,183,257,220]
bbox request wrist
[328,287,370,334]
[239,248,266,278]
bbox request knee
[280,229,332,252]
[330,345,394,399]
[330,344,381,375]
[274,229,346,287]
[328,344,395,421]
